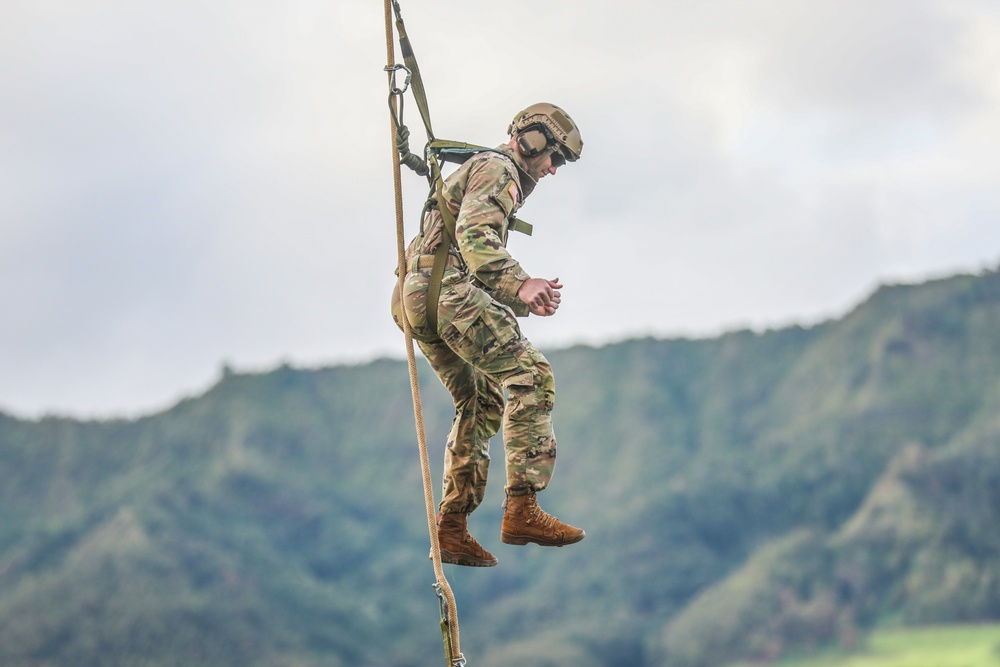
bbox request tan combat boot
[501,493,586,547]
[435,512,498,567]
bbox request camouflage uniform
[394,145,557,515]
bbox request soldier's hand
[519,277,563,317]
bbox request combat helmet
[508,103,583,164]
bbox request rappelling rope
[383,1,465,665]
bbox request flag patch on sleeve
[507,181,520,205]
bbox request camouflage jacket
[405,144,535,322]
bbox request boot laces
[462,529,489,554]
[528,496,559,531]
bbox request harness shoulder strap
[429,139,495,165]
[425,175,457,335]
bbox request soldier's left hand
[519,277,563,317]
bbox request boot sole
[433,548,498,567]
[501,530,586,547]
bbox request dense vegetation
[775,624,1000,667]
[2,266,1000,666]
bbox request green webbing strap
[510,217,533,236]
[391,0,434,142]
[428,139,492,165]
[429,139,488,152]
[425,165,458,336]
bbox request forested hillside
[2,267,1000,666]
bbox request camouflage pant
[418,301,557,515]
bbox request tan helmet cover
[508,103,583,162]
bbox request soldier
[392,103,586,567]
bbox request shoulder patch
[490,175,521,218]
[507,181,520,206]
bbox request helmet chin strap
[514,148,540,185]
[518,144,561,184]
[522,157,541,184]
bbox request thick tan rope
[383,1,464,663]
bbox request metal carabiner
[433,583,467,666]
[384,63,412,96]
[433,581,449,617]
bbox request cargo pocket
[394,272,438,342]
[390,281,406,332]
[502,370,536,399]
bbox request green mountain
[2,267,1000,666]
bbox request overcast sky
[2,0,998,419]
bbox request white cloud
[1,0,998,417]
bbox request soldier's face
[528,153,559,181]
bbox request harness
[386,3,531,339]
